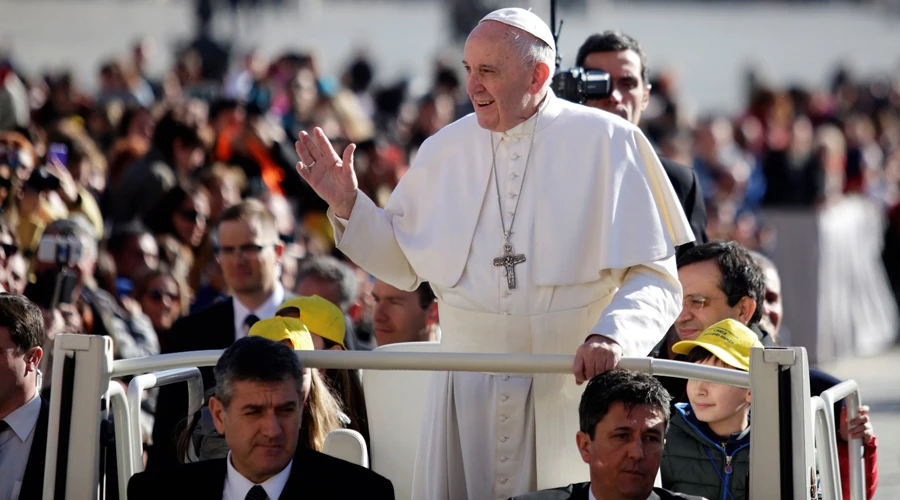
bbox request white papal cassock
[329,92,694,500]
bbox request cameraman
[25,217,159,362]
[575,32,708,256]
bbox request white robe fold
[329,92,693,499]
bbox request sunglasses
[148,289,179,302]
[177,209,208,224]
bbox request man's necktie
[244,314,260,330]
[245,485,268,500]
[0,420,9,433]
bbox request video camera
[551,67,612,104]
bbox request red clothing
[837,436,878,500]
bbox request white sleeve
[326,190,421,291]
[589,255,682,357]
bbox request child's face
[687,357,752,435]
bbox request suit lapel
[214,298,236,349]
[19,397,49,499]
[570,482,591,500]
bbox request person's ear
[576,430,593,464]
[736,296,757,325]
[531,62,552,94]
[641,82,650,112]
[745,389,752,404]
[24,346,43,374]
[425,302,439,327]
[209,397,227,435]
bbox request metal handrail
[125,368,204,475]
[111,351,751,388]
[811,396,841,500]
[819,380,865,500]
[105,381,132,500]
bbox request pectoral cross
[493,243,526,290]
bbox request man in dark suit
[149,199,295,471]
[130,336,394,499]
[575,32,708,259]
[510,370,703,500]
[0,294,49,500]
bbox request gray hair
[296,256,359,312]
[214,336,305,409]
[509,32,556,86]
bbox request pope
[295,7,694,500]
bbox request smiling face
[463,21,550,132]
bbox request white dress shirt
[588,484,597,500]
[0,393,42,500]
[222,451,293,500]
[232,283,285,341]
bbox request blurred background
[1,0,899,496]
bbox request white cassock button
[502,291,510,298]
[506,211,514,217]
[501,375,510,381]
[511,152,520,160]
[508,192,517,199]
[503,311,511,315]
[500,394,509,402]
[500,436,508,443]
[500,457,508,463]
[500,415,508,422]
[509,171,519,179]
[500,478,509,484]
[512,137,521,143]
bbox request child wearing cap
[661,318,762,500]
[276,296,371,447]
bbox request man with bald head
[295,8,693,499]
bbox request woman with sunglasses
[133,268,189,350]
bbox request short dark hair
[685,346,718,366]
[296,256,358,312]
[0,294,45,354]
[677,241,765,327]
[213,336,305,408]
[416,282,435,310]
[575,31,649,85]
[579,369,671,438]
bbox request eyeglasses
[682,294,742,311]
[176,209,208,224]
[148,289,178,302]
[215,243,274,260]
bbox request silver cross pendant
[493,243,526,290]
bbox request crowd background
[1,0,900,497]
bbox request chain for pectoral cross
[489,106,540,291]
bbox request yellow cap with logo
[248,316,315,351]
[277,295,346,349]
[672,318,763,371]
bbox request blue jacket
[661,403,751,500]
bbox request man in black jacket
[575,31,707,258]
[148,199,294,471]
[0,294,49,500]
[509,370,702,500]
[129,336,394,499]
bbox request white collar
[233,283,286,338]
[225,451,293,500]
[588,484,597,500]
[2,392,41,442]
[495,91,559,140]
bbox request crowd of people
[0,2,898,499]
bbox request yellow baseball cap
[277,295,346,348]
[248,317,315,351]
[672,319,763,371]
